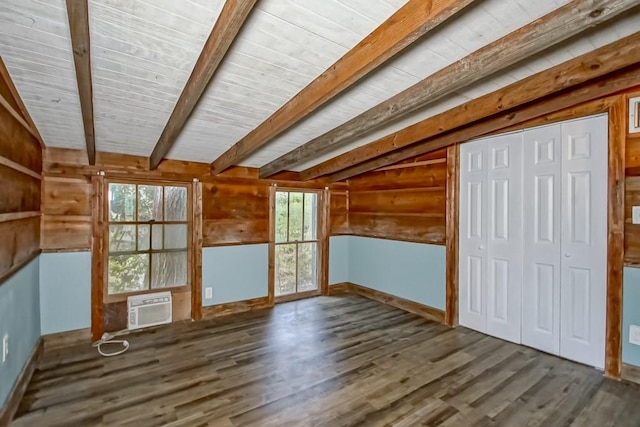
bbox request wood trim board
[0,249,41,289]
[605,96,626,379]
[331,282,445,323]
[201,296,271,319]
[191,180,203,321]
[445,144,459,327]
[90,175,105,341]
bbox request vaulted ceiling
[1,0,639,178]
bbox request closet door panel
[522,125,562,355]
[486,134,523,344]
[560,114,608,369]
[459,140,488,333]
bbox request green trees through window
[274,191,318,296]
[108,183,189,295]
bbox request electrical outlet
[630,325,640,346]
[205,287,213,299]
[2,334,8,363]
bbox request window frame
[272,188,324,301]
[104,178,192,303]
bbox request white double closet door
[459,114,608,369]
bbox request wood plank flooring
[12,295,640,426]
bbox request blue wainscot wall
[623,267,640,367]
[39,252,92,335]
[202,244,269,306]
[0,257,40,408]
[329,236,446,311]
[329,236,349,285]
[348,236,446,310]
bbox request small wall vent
[127,291,172,330]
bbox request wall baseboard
[202,296,271,319]
[42,328,91,352]
[329,282,445,324]
[622,363,640,385]
[0,338,43,426]
[328,283,350,294]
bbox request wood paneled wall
[41,148,337,332]
[0,68,42,285]
[202,181,270,246]
[345,149,447,244]
[624,122,640,264]
[329,187,349,235]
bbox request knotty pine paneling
[346,150,447,245]
[0,163,40,213]
[41,176,92,251]
[625,175,640,264]
[0,106,41,172]
[330,190,349,235]
[0,69,42,284]
[627,133,640,170]
[41,215,92,252]
[0,216,40,277]
[202,181,270,246]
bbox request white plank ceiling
[0,0,639,171]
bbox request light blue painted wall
[39,252,91,335]
[623,267,640,367]
[348,236,446,310]
[329,236,349,285]
[0,257,40,408]
[202,244,269,306]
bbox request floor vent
[127,291,172,330]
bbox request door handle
[478,245,484,250]
[564,252,571,258]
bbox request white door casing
[459,139,488,334]
[486,133,523,344]
[522,124,562,355]
[559,115,608,369]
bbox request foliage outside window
[274,191,318,296]
[108,183,189,295]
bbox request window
[108,183,189,295]
[274,191,319,296]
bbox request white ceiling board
[292,11,640,171]
[0,0,85,149]
[167,0,411,162]
[1,0,637,170]
[89,0,223,156]
[239,0,571,167]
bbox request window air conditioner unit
[127,291,172,330]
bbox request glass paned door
[274,191,319,297]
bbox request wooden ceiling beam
[210,0,478,175]
[329,64,640,182]
[303,30,640,180]
[149,0,258,170]
[293,0,638,181]
[66,0,96,165]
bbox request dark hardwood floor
[12,294,640,426]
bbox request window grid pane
[108,183,189,296]
[274,190,319,298]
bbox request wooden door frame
[445,97,626,378]
[269,186,329,304]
